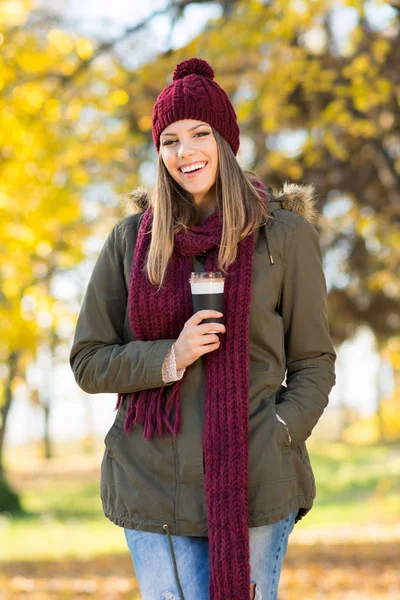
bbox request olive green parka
[70,182,336,536]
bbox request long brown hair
[132,129,272,291]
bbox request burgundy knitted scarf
[116,180,267,600]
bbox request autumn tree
[0,0,131,507]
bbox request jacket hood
[271,181,318,225]
[123,181,318,225]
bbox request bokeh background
[1,0,400,598]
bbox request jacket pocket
[275,415,292,451]
[249,393,296,487]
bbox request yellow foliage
[323,99,347,121]
[0,9,100,367]
[138,116,152,131]
[372,39,391,63]
[335,111,352,127]
[343,415,380,445]
[60,59,77,76]
[335,84,350,98]
[356,215,375,237]
[47,29,74,55]
[347,119,377,138]
[65,99,83,121]
[287,163,303,179]
[0,303,37,353]
[109,90,129,106]
[7,224,36,245]
[323,130,349,161]
[17,50,52,73]
[56,251,79,269]
[75,37,94,61]
[35,242,52,258]
[343,395,400,445]
[0,0,28,27]
[70,166,90,185]
[266,151,286,170]
[387,339,400,370]
[375,77,391,101]
[381,396,400,440]
[367,271,399,296]
[343,53,372,77]
[3,280,20,300]
[303,147,322,167]
[12,82,45,114]
[45,98,61,121]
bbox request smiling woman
[70,57,336,600]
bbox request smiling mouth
[179,163,208,176]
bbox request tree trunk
[0,351,21,514]
[376,352,387,444]
[43,403,51,460]
[0,352,19,479]
[40,331,58,460]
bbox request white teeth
[180,162,206,173]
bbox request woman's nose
[177,142,195,158]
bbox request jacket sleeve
[276,217,336,447]
[69,222,177,394]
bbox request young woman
[70,58,336,600]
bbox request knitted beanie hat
[151,57,240,155]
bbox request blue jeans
[124,510,296,600]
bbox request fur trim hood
[123,181,318,225]
[273,181,318,225]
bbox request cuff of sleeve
[162,343,186,383]
[147,339,181,388]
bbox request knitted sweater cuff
[161,343,186,384]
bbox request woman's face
[159,119,218,205]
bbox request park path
[1,534,399,599]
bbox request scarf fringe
[115,393,125,411]
[114,381,183,439]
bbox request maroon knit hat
[152,57,240,155]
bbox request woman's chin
[182,180,213,194]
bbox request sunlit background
[1,0,399,598]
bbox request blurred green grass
[303,440,400,526]
[2,439,400,561]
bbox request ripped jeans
[124,510,296,600]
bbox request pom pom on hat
[173,58,215,81]
[152,57,240,156]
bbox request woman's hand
[174,310,226,370]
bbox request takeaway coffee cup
[189,272,225,333]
